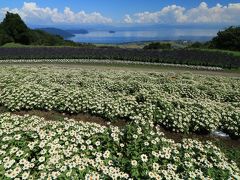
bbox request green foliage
[0,23,13,45]
[189,42,202,48]
[29,30,64,46]
[214,141,240,168]
[38,28,74,38]
[143,42,172,50]
[188,41,210,49]
[192,48,240,58]
[0,12,89,47]
[210,26,240,51]
[1,12,29,45]
[0,33,13,45]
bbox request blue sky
[0,0,240,26]
[1,0,239,19]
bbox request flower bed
[0,113,239,179]
[0,59,223,71]
[0,66,239,138]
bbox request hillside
[0,12,79,46]
[67,29,89,34]
[37,28,75,38]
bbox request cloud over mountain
[124,2,240,25]
[0,2,240,25]
[0,2,112,24]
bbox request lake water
[67,28,219,44]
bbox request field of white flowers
[0,65,239,179]
[0,59,224,71]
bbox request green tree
[0,24,13,45]
[187,42,210,49]
[210,26,240,51]
[0,12,90,47]
[143,42,172,50]
[1,12,31,44]
[0,33,13,45]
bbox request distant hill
[37,28,74,38]
[67,29,89,34]
[109,30,116,33]
[0,12,84,46]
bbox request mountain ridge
[36,28,75,38]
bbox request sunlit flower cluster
[0,113,239,179]
[0,66,239,138]
[0,59,223,71]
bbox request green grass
[214,141,240,168]
[1,42,30,48]
[0,41,188,49]
[1,43,58,48]
[0,106,8,113]
[0,43,92,48]
[95,41,188,49]
[197,48,240,57]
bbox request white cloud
[1,2,240,25]
[124,2,240,25]
[123,14,133,24]
[0,2,112,24]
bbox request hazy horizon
[1,0,239,43]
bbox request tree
[1,12,30,44]
[0,33,14,45]
[0,12,88,47]
[187,42,210,49]
[143,42,172,50]
[0,24,13,45]
[210,26,240,51]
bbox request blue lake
[67,28,219,44]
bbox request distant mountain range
[37,28,89,39]
[37,28,74,38]
[66,29,89,35]
[33,24,221,43]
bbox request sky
[0,0,240,26]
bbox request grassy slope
[1,42,30,48]
[95,41,187,49]
[1,43,79,48]
[196,48,240,57]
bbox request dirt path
[11,109,240,147]
[13,110,127,127]
[0,106,239,148]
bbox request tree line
[0,12,93,47]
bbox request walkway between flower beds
[0,105,238,147]
[5,109,239,148]
[13,110,127,127]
